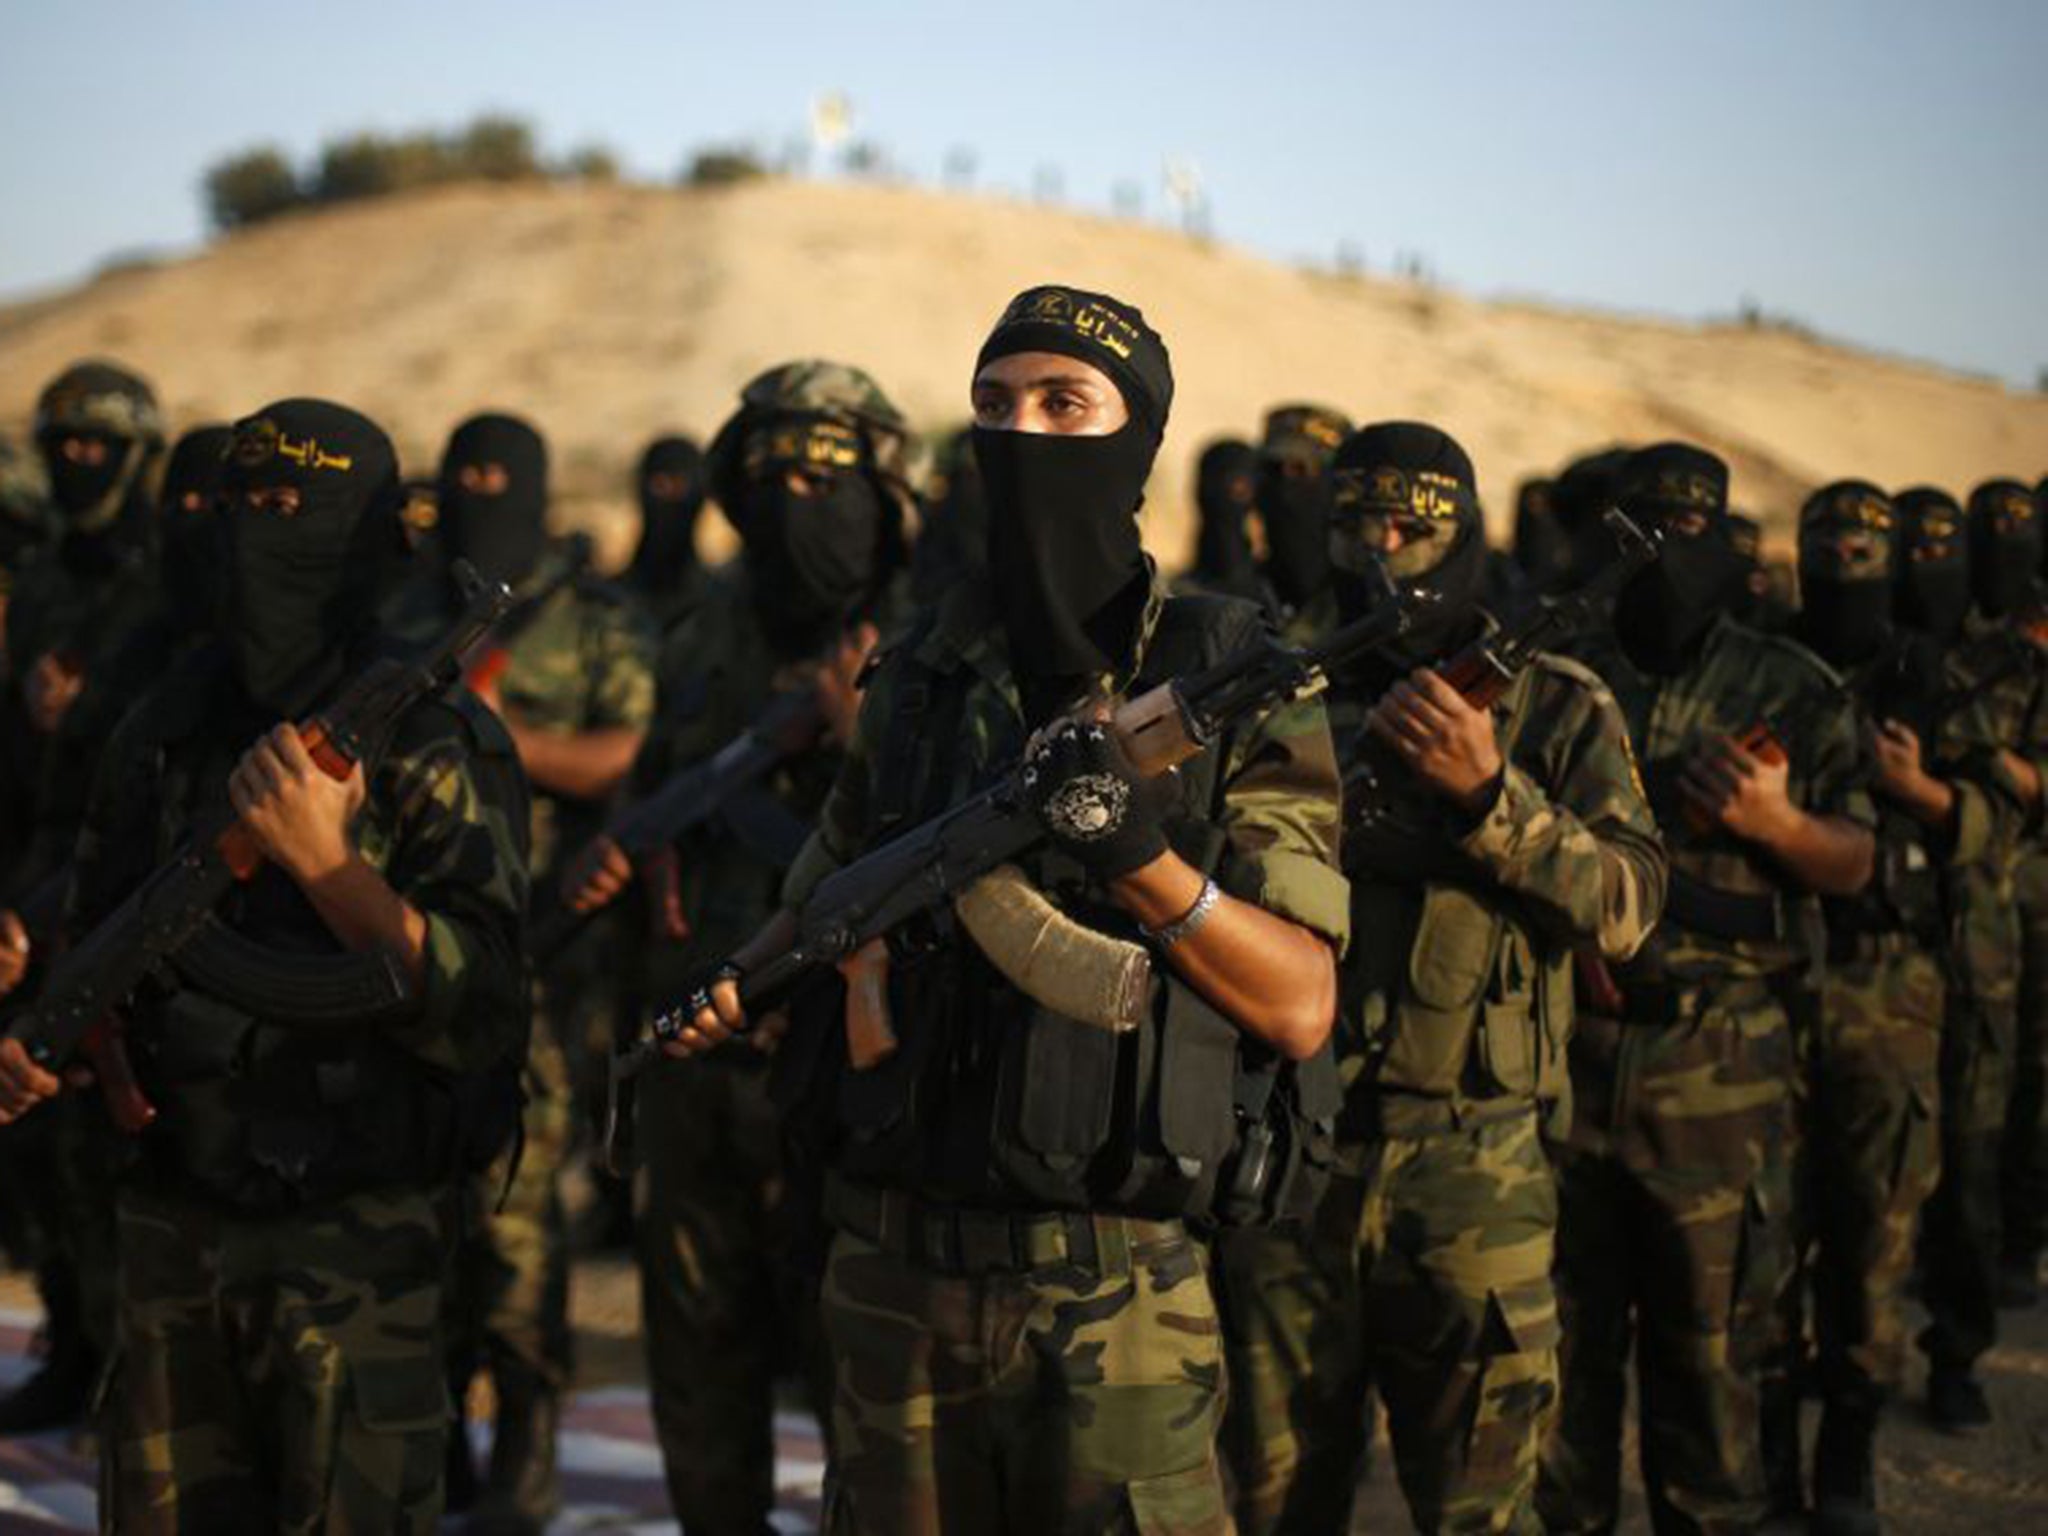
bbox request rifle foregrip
[215,824,265,881]
[299,721,354,781]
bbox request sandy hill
[3,178,2044,565]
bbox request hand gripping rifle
[1347,507,1663,846]
[601,569,1438,1166]
[3,562,516,1120]
[528,688,827,964]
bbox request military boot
[1761,1377,1806,1519]
[464,1363,561,1536]
[1809,1402,1879,1535]
[1926,1365,1991,1433]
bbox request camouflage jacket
[69,652,532,1080]
[1821,631,2011,950]
[1936,611,2048,1005]
[490,547,656,872]
[1572,616,1875,986]
[787,564,1350,947]
[1330,648,1665,1113]
[631,561,850,985]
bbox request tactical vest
[772,593,1341,1227]
[124,668,525,1214]
[1340,666,1571,1109]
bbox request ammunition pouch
[777,589,1339,1228]
[135,983,518,1215]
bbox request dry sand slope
[3,177,2045,562]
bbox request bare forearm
[1753,811,1874,897]
[506,724,646,800]
[1111,851,1336,1059]
[294,852,430,989]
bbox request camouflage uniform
[70,662,531,1534]
[631,567,847,1533]
[778,567,1350,1534]
[1218,653,1664,1535]
[633,360,918,1535]
[1918,609,2048,1383]
[449,542,654,1521]
[0,365,167,1434]
[2007,846,2048,1288]
[1538,615,1873,1534]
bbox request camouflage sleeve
[583,598,657,732]
[1456,663,1667,960]
[1801,679,1877,832]
[1217,692,1351,953]
[375,704,533,1076]
[1938,688,2021,868]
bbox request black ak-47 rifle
[601,567,1440,1160]
[529,688,827,964]
[1347,507,1663,845]
[463,532,593,694]
[3,562,516,1109]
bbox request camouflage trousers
[819,1203,1229,1535]
[1213,1220,1366,1534]
[101,1182,452,1535]
[1798,943,1943,1408]
[1539,990,1795,1535]
[2004,850,2048,1271]
[449,1007,573,1514]
[1216,1104,1558,1534]
[637,1053,825,1536]
[1919,988,2018,1373]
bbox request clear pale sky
[3,0,2043,386]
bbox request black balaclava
[158,424,233,631]
[32,360,161,561]
[1191,437,1259,585]
[1255,404,1351,610]
[437,412,548,590]
[1966,478,2042,619]
[1794,480,1895,668]
[1725,511,1773,626]
[220,400,402,713]
[972,283,1172,721]
[627,434,706,590]
[1328,421,1488,669]
[1611,442,1747,677]
[1511,477,1572,590]
[734,416,893,660]
[1893,487,1971,643]
[1551,446,1632,582]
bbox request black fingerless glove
[1020,718,1171,879]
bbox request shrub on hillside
[683,148,768,187]
[204,146,303,230]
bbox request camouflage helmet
[706,359,921,525]
[33,359,164,447]
[32,359,164,533]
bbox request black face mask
[439,416,548,590]
[1334,523,1489,672]
[976,424,1152,715]
[1973,532,2043,620]
[1798,577,1892,667]
[1194,451,1258,585]
[629,437,705,590]
[1258,463,1333,609]
[44,438,129,525]
[1612,523,1749,676]
[159,426,233,630]
[222,402,399,713]
[1898,561,1971,642]
[742,472,886,659]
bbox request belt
[1665,870,1795,945]
[1604,973,1778,1027]
[821,1173,1184,1279]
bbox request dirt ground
[6,1250,2044,1530]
